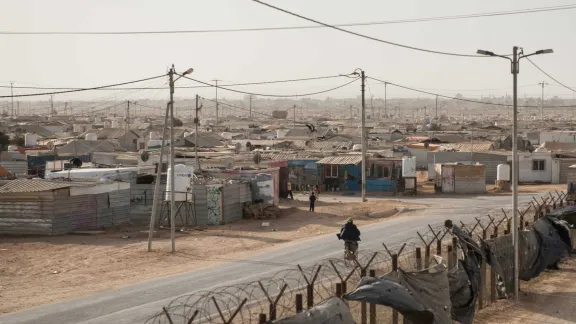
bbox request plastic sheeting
[548,205,576,226]
[344,276,434,324]
[272,297,355,324]
[344,262,451,324]
[481,216,571,292]
[448,225,482,324]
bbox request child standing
[309,192,316,212]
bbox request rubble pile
[243,202,281,219]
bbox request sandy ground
[0,198,418,314]
[474,256,576,323]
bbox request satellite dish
[70,158,83,168]
[140,150,150,162]
[224,158,235,170]
[253,152,262,165]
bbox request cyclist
[337,217,361,259]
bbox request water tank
[111,120,119,128]
[402,157,416,177]
[165,164,194,202]
[85,133,97,141]
[24,133,38,147]
[8,145,18,151]
[149,131,160,140]
[497,164,511,181]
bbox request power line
[253,0,512,58]
[368,76,576,108]
[179,74,360,97]
[0,75,166,98]
[525,57,576,94]
[2,4,575,35]
[0,75,343,91]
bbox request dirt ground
[0,198,418,314]
[474,256,576,323]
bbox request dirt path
[474,257,576,323]
[0,199,419,314]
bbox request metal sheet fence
[145,190,568,324]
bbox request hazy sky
[1,0,575,102]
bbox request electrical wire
[253,0,506,58]
[525,57,576,94]
[1,4,575,35]
[179,74,360,97]
[368,76,576,108]
[0,75,166,98]
[0,75,344,91]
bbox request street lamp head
[182,68,194,76]
[535,49,554,55]
[477,49,495,56]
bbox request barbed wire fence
[146,190,569,324]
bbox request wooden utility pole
[213,79,220,126]
[293,105,296,128]
[125,101,130,132]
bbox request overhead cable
[368,76,576,108]
[525,57,576,94]
[2,4,575,35]
[0,75,343,91]
[0,75,166,98]
[253,0,504,58]
[179,74,359,97]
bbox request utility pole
[194,94,202,168]
[169,67,176,253]
[538,81,547,126]
[125,101,130,132]
[360,70,367,202]
[10,82,14,117]
[17,101,20,117]
[50,95,54,115]
[349,105,353,127]
[435,95,438,118]
[64,102,68,116]
[511,46,520,302]
[384,82,387,117]
[249,95,253,118]
[213,79,220,127]
[293,105,296,128]
[370,95,374,120]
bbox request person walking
[287,181,294,200]
[309,192,316,212]
[313,185,320,201]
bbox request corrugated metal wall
[0,161,29,175]
[558,159,576,184]
[222,182,252,223]
[428,152,508,184]
[0,192,55,235]
[454,165,486,194]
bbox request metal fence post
[296,294,303,313]
[416,247,422,270]
[369,269,377,324]
[392,254,399,324]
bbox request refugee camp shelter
[435,164,486,194]
[0,179,130,235]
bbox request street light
[147,65,194,253]
[350,69,367,202]
[477,46,553,301]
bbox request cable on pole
[525,57,576,94]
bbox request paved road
[0,193,541,324]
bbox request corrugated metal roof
[439,142,495,152]
[316,155,362,165]
[0,179,74,193]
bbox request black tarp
[481,216,571,292]
[548,205,576,227]
[344,276,434,324]
[272,297,355,324]
[344,263,452,324]
[447,224,482,324]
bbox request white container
[85,133,98,141]
[497,164,511,181]
[111,120,119,128]
[165,164,194,202]
[402,157,416,177]
[149,131,160,140]
[24,133,38,147]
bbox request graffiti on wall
[206,185,223,225]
